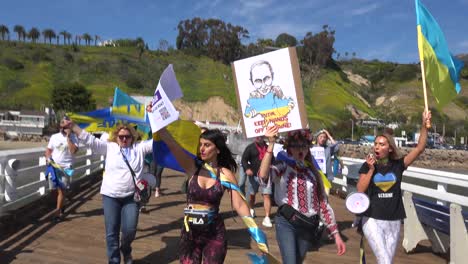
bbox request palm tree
[28,27,40,43]
[59,30,69,45]
[94,34,100,46]
[65,32,72,45]
[75,35,81,45]
[82,33,92,46]
[42,28,56,44]
[13,25,26,42]
[0,24,10,41]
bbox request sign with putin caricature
[232,47,307,138]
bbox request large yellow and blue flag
[152,120,200,172]
[415,0,464,107]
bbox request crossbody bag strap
[120,148,139,191]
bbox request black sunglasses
[118,135,132,140]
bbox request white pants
[362,217,401,264]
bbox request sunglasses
[118,135,132,140]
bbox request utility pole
[350,119,354,141]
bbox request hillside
[1,41,466,136]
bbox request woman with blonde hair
[68,121,154,264]
[357,111,431,264]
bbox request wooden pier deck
[0,169,447,264]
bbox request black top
[358,158,407,220]
[241,142,266,176]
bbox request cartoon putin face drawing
[244,60,295,127]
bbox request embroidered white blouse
[270,160,338,234]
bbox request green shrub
[64,52,74,63]
[2,58,24,70]
[126,74,144,89]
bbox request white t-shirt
[47,132,78,168]
[310,146,326,173]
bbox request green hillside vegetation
[0,42,236,109]
[1,40,466,140]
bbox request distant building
[97,39,116,47]
[0,110,49,137]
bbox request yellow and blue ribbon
[203,163,279,264]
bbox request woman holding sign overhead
[259,126,346,264]
[356,110,431,264]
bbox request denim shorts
[247,175,272,196]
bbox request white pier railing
[0,147,104,216]
[336,157,468,264]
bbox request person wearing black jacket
[241,136,273,227]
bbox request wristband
[266,150,273,154]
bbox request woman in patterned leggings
[357,110,431,264]
[157,128,254,264]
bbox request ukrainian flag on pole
[415,0,464,107]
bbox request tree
[136,37,145,59]
[13,25,26,42]
[28,27,40,43]
[275,33,297,47]
[51,82,96,112]
[176,17,249,64]
[300,25,336,66]
[82,33,92,46]
[66,32,72,45]
[158,39,169,51]
[42,28,56,44]
[0,24,10,41]
[94,35,100,46]
[59,30,69,45]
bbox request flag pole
[419,58,431,128]
[417,22,432,129]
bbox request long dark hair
[199,129,237,173]
[285,129,326,203]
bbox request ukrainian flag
[416,0,464,107]
[152,120,201,172]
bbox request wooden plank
[0,169,448,264]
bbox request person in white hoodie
[69,121,153,264]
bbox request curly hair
[109,123,139,144]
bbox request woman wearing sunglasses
[67,121,153,264]
[259,126,346,264]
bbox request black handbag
[120,148,150,204]
[278,204,322,241]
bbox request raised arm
[157,128,198,176]
[323,129,336,145]
[404,110,431,167]
[258,126,279,180]
[64,128,78,154]
[69,121,107,154]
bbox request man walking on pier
[45,117,79,222]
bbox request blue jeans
[102,194,139,264]
[275,215,310,264]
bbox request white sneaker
[250,209,256,218]
[262,216,273,227]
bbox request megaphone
[345,192,370,214]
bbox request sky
[1,0,467,63]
